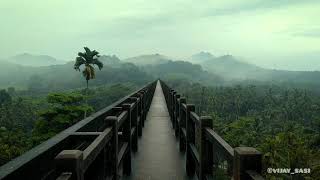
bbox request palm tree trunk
[84,80,89,118]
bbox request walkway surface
[124,81,195,180]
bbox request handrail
[117,111,128,127]
[0,80,158,180]
[204,128,234,159]
[190,111,200,125]
[160,80,264,180]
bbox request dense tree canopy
[1,53,320,179]
[167,79,320,179]
[0,83,138,166]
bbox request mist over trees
[166,79,320,179]
[0,51,319,179]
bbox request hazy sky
[0,0,319,70]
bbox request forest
[0,48,151,166]
[165,78,320,179]
[0,49,319,179]
[2,0,320,179]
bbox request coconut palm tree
[74,47,103,117]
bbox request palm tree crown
[74,47,103,83]
[74,47,103,118]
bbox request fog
[0,0,319,70]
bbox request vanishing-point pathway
[124,81,195,180]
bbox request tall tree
[32,92,93,144]
[0,90,11,106]
[74,47,103,117]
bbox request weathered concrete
[124,81,195,180]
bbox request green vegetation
[0,83,139,166]
[0,50,148,166]
[32,92,93,144]
[167,80,320,179]
[1,51,320,179]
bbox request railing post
[169,90,173,124]
[140,90,146,127]
[186,104,195,176]
[144,88,150,112]
[168,89,171,112]
[122,104,132,175]
[147,84,153,108]
[129,98,138,152]
[162,82,167,102]
[55,150,84,180]
[170,90,174,125]
[105,116,119,180]
[136,93,143,136]
[199,116,213,180]
[170,90,176,121]
[165,86,169,103]
[233,147,262,180]
[176,97,185,137]
[179,98,186,152]
[173,94,180,131]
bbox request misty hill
[0,58,152,91]
[199,54,263,80]
[191,53,320,86]
[0,61,37,88]
[2,52,320,92]
[98,55,122,68]
[190,51,215,62]
[123,54,169,66]
[2,53,66,67]
[143,60,223,85]
[122,53,223,84]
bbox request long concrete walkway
[124,81,194,180]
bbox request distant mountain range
[121,52,265,81]
[123,54,169,65]
[1,53,66,67]
[189,52,320,84]
[1,52,320,91]
[0,55,151,90]
[98,55,122,68]
[190,52,263,80]
[121,52,320,87]
[190,51,216,62]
